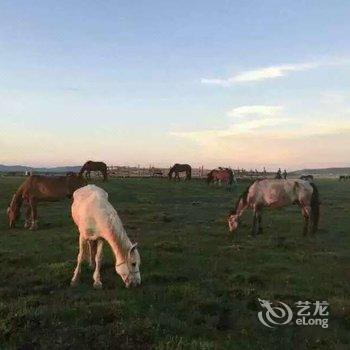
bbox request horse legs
[29,198,38,230]
[257,210,263,234]
[175,172,180,181]
[301,206,311,236]
[71,235,86,286]
[24,201,31,229]
[252,207,263,235]
[92,239,104,289]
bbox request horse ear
[128,243,138,258]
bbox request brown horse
[79,161,108,181]
[227,179,319,236]
[168,163,192,181]
[207,168,236,186]
[7,174,86,230]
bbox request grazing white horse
[70,185,141,289]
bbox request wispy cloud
[201,59,349,86]
[170,104,350,144]
[170,105,289,140]
[227,105,283,118]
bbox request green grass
[0,177,350,349]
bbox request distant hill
[0,164,81,173]
[290,167,350,176]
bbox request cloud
[170,105,289,140]
[201,59,349,86]
[170,105,350,144]
[227,105,283,118]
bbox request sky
[1,0,350,170]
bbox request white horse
[70,185,141,289]
[228,179,319,236]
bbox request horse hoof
[93,281,103,290]
[70,280,78,287]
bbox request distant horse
[339,175,349,181]
[79,161,108,181]
[275,173,283,179]
[168,163,191,181]
[70,185,141,289]
[207,168,236,187]
[7,174,86,230]
[300,174,314,182]
[227,179,319,236]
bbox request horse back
[24,175,85,201]
[253,179,307,207]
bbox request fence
[107,165,270,179]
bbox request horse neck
[10,186,24,210]
[78,165,86,176]
[104,216,132,264]
[235,197,248,217]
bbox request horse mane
[8,179,27,213]
[78,163,88,176]
[108,211,133,257]
[229,184,251,215]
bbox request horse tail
[310,182,320,233]
[102,163,108,181]
[187,166,192,180]
[86,240,97,265]
[227,169,234,185]
[207,170,213,184]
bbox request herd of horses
[6,160,323,289]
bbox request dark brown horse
[168,163,192,181]
[7,174,86,230]
[207,168,236,186]
[79,161,108,181]
[300,174,314,182]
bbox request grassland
[0,177,349,349]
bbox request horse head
[227,210,239,232]
[115,243,141,288]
